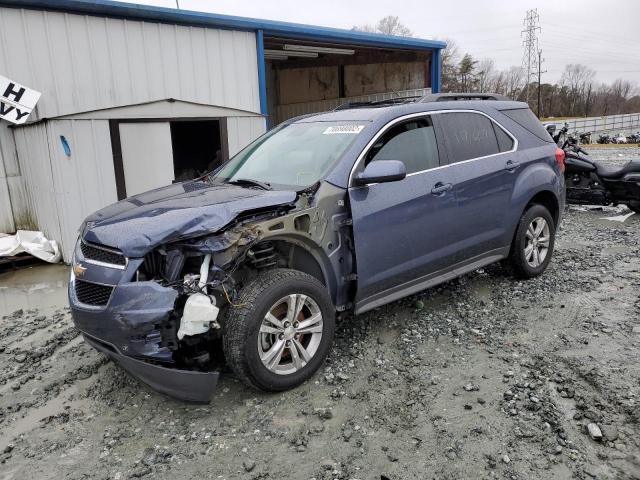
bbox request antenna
[521,9,541,104]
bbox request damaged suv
[70,94,565,402]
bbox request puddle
[0,264,69,315]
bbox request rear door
[435,111,520,260]
[348,115,461,311]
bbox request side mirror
[354,160,407,186]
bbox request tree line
[352,17,639,119]
[442,39,640,119]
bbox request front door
[348,115,461,313]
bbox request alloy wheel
[257,294,324,375]
[524,216,550,268]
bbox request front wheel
[507,204,556,279]
[628,201,640,214]
[222,269,335,392]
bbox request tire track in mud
[0,309,110,449]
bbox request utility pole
[537,49,547,118]
[521,9,541,105]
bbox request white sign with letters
[0,75,41,125]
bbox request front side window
[438,112,503,164]
[214,121,366,189]
[364,117,440,174]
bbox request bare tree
[476,59,495,93]
[352,16,413,37]
[376,16,413,37]
[560,64,596,116]
[503,66,525,99]
[440,38,460,92]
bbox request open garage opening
[263,37,434,127]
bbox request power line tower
[521,9,541,105]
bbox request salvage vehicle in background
[69,93,566,402]
[554,129,640,213]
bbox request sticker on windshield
[322,125,365,135]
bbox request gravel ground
[1,150,639,480]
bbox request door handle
[431,182,453,195]
[505,159,520,171]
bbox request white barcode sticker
[322,125,365,135]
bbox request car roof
[289,100,530,124]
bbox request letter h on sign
[3,83,25,103]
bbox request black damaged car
[70,95,565,401]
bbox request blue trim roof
[0,0,446,51]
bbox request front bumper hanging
[83,334,219,402]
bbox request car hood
[82,180,297,257]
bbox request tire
[628,201,640,214]
[222,268,335,392]
[507,204,556,279]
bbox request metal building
[0,0,445,261]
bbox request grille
[75,279,114,306]
[80,241,126,266]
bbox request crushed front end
[68,225,262,402]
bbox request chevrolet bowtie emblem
[73,263,87,277]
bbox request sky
[132,0,640,86]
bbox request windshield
[214,121,366,189]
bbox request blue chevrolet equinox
[70,93,566,401]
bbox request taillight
[555,148,565,173]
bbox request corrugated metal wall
[0,124,30,232]
[0,7,261,119]
[0,6,266,258]
[0,125,15,233]
[13,120,118,260]
[227,117,267,157]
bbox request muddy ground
[1,148,639,480]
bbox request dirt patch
[1,191,639,479]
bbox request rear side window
[501,108,553,142]
[365,117,440,174]
[493,123,514,152]
[438,112,501,164]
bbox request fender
[505,161,563,243]
[260,232,340,304]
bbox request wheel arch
[526,190,560,226]
[249,234,339,305]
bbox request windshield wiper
[227,178,272,190]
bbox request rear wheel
[222,268,335,391]
[628,201,640,214]
[507,204,556,278]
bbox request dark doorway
[170,120,223,181]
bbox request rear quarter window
[493,123,514,152]
[501,108,553,143]
[438,112,501,164]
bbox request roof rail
[419,92,510,102]
[334,96,422,111]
